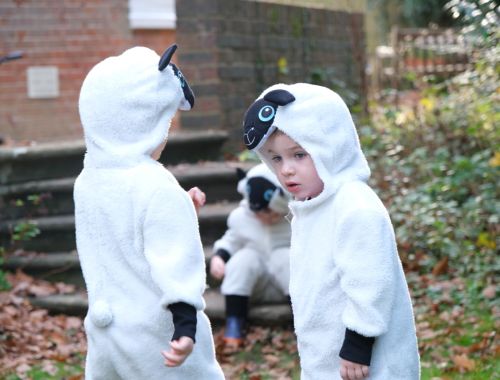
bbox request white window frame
[128,0,176,29]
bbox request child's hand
[162,336,194,367]
[187,187,206,213]
[210,255,225,280]
[340,358,369,380]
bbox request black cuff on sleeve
[215,248,231,263]
[168,302,197,343]
[339,328,375,366]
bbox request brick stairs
[0,131,292,325]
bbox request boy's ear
[236,168,247,180]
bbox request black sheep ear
[263,89,295,106]
[158,44,178,71]
[236,168,247,180]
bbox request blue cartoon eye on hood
[243,89,295,150]
[258,105,275,122]
[158,44,195,110]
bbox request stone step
[0,130,228,185]
[29,288,292,326]
[0,161,255,220]
[0,201,237,253]
[3,251,84,287]
[2,248,217,288]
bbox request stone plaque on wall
[27,66,60,99]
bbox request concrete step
[0,130,228,185]
[29,288,293,326]
[2,251,84,287]
[0,202,237,253]
[0,161,255,219]
[2,248,217,288]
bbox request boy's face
[254,208,284,225]
[262,132,324,201]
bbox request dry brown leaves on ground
[410,273,499,374]
[1,269,497,379]
[0,271,86,378]
[214,325,299,379]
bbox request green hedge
[362,49,499,280]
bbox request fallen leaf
[452,354,475,371]
[482,285,496,299]
[264,354,281,367]
[432,257,448,276]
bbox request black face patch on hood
[158,44,195,110]
[243,89,295,150]
[246,176,278,211]
[170,63,194,109]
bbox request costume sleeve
[334,208,397,338]
[339,328,375,365]
[169,302,197,342]
[143,185,206,311]
[214,248,231,263]
[212,207,246,257]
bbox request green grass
[421,357,500,380]
[416,279,499,380]
[3,359,84,380]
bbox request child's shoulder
[336,181,387,215]
[337,181,372,201]
[134,163,182,197]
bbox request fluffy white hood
[252,83,371,205]
[79,46,189,168]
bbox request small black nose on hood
[170,63,194,110]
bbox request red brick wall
[0,0,176,144]
[176,0,367,149]
[133,29,180,130]
[0,0,366,147]
[133,29,176,59]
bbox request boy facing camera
[243,83,420,379]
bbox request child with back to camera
[74,44,224,379]
[209,163,291,347]
[242,83,420,379]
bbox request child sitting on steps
[209,163,291,347]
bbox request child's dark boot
[223,295,248,348]
[223,316,245,347]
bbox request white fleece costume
[75,46,224,379]
[213,164,291,302]
[250,83,420,379]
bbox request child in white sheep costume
[209,163,291,346]
[242,83,420,379]
[75,45,224,379]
